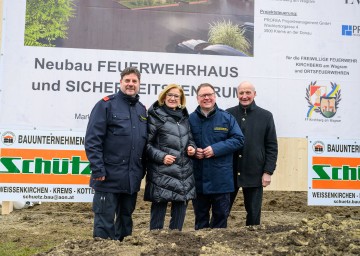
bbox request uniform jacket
[85,91,147,194]
[226,101,278,187]
[144,101,196,202]
[189,104,244,194]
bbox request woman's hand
[187,146,196,156]
[163,155,176,165]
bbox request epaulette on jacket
[102,95,115,102]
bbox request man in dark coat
[227,81,278,226]
[85,67,147,240]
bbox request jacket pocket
[109,112,131,136]
[104,155,129,165]
[212,126,228,140]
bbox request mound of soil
[1,191,359,255]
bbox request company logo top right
[342,25,360,36]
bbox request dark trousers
[192,193,230,230]
[230,186,263,226]
[92,191,137,240]
[229,186,239,211]
[150,201,188,231]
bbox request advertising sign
[0,0,359,138]
[308,138,360,206]
[0,129,93,202]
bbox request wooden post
[1,201,14,215]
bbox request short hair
[121,67,141,81]
[196,83,215,95]
[158,84,186,109]
[238,81,256,92]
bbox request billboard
[0,129,93,202]
[1,0,359,201]
[0,0,359,137]
[308,138,360,206]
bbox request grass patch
[0,241,56,256]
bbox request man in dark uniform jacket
[227,81,278,226]
[85,67,147,240]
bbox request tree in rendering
[25,0,75,47]
[208,20,251,56]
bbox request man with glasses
[189,83,244,229]
[85,67,147,241]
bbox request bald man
[226,81,278,226]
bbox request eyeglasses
[166,93,181,99]
[198,93,215,99]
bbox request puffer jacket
[144,101,196,202]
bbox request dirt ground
[1,190,359,256]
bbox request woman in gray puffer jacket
[145,84,196,231]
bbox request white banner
[0,0,359,138]
[308,138,360,206]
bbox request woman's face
[165,88,181,110]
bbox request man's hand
[203,146,214,158]
[93,176,105,181]
[262,173,271,187]
[195,148,204,159]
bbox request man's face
[238,83,256,107]
[197,86,216,111]
[120,73,140,96]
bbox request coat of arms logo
[305,81,341,118]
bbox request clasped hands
[163,146,196,165]
[195,146,214,159]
